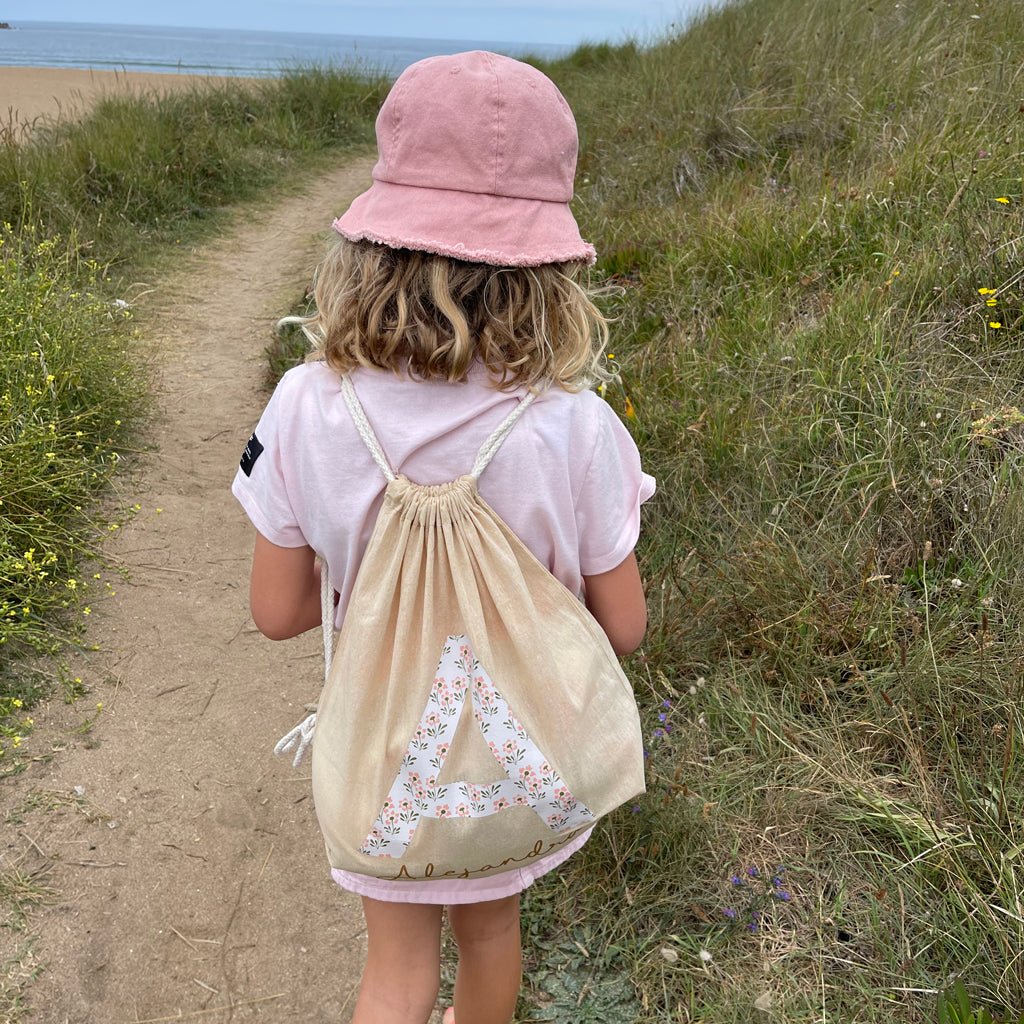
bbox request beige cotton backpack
[275,374,645,884]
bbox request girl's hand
[249,532,322,640]
[582,551,647,656]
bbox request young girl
[233,51,654,1024]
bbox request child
[233,51,654,1024]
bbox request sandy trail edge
[0,155,410,1023]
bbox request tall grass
[0,67,386,755]
[509,0,1024,1020]
[0,67,387,262]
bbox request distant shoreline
[0,22,570,87]
[0,66,240,125]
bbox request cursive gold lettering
[378,828,588,881]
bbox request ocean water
[0,21,569,78]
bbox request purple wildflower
[722,908,737,920]
[746,866,760,878]
[658,712,667,722]
[631,804,642,814]
[774,891,792,902]
[730,875,744,887]
[662,699,672,709]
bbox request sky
[2,0,720,46]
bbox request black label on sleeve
[239,432,264,477]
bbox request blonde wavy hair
[283,239,611,393]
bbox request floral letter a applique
[361,635,595,859]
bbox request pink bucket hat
[333,50,596,267]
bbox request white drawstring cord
[274,712,317,767]
[470,391,537,478]
[273,556,333,766]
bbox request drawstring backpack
[276,374,645,883]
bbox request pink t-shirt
[232,360,655,629]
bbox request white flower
[951,578,963,589]
[699,949,713,963]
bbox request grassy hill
[529,1,1024,1020]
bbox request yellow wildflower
[989,321,1003,329]
[978,287,997,295]
[986,298,998,307]
[994,196,1010,204]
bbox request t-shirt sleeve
[230,380,308,548]
[574,398,656,576]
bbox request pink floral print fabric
[361,635,595,860]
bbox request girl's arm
[582,551,647,657]
[249,532,322,640]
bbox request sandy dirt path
[1,156,389,1023]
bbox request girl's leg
[447,895,522,1024]
[352,897,444,1024]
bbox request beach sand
[0,66,236,127]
